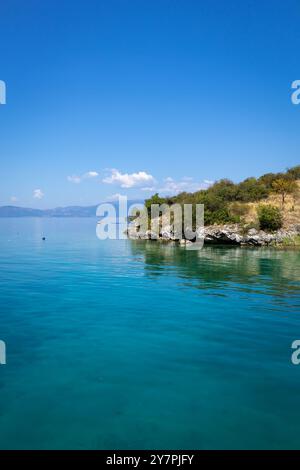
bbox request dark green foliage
[145,193,167,214]
[205,208,239,225]
[257,205,283,231]
[258,172,282,189]
[208,179,238,201]
[235,177,268,202]
[286,165,300,180]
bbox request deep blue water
[0,218,299,449]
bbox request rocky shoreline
[127,221,300,247]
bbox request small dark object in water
[42,237,46,241]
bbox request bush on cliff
[257,205,283,232]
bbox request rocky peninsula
[127,165,300,247]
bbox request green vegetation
[280,234,300,246]
[257,205,283,231]
[145,165,299,226]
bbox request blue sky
[0,0,299,208]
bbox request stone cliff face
[126,221,300,247]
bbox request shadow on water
[129,241,300,302]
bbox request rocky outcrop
[201,225,300,246]
[126,220,300,247]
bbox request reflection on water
[129,241,300,304]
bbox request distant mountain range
[0,201,143,217]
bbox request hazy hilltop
[0,205,98,218]
[0,200,143,218]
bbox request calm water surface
[0,218,299,449]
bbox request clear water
[0,218,299,450]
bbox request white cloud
[33,189,44,199]
[203,179,214,186]
[157,177,212,195]
[84,171,99,178]
[67,175,81,184]
[10,196,18,203]
[119,175,207,196]
[141,186,156,192]
[158,177,196,194]
[103,169,154,188]
[67,171,99,184]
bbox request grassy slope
[231,181,300,229]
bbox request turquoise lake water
[0,217,299,449]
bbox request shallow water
[0,218,299,449]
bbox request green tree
[258,172,283,190]
[209,179,238,201]
[272,178,298,207]
[236,177,268,202]
[286,165,300,180]
[145,193,166,215]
